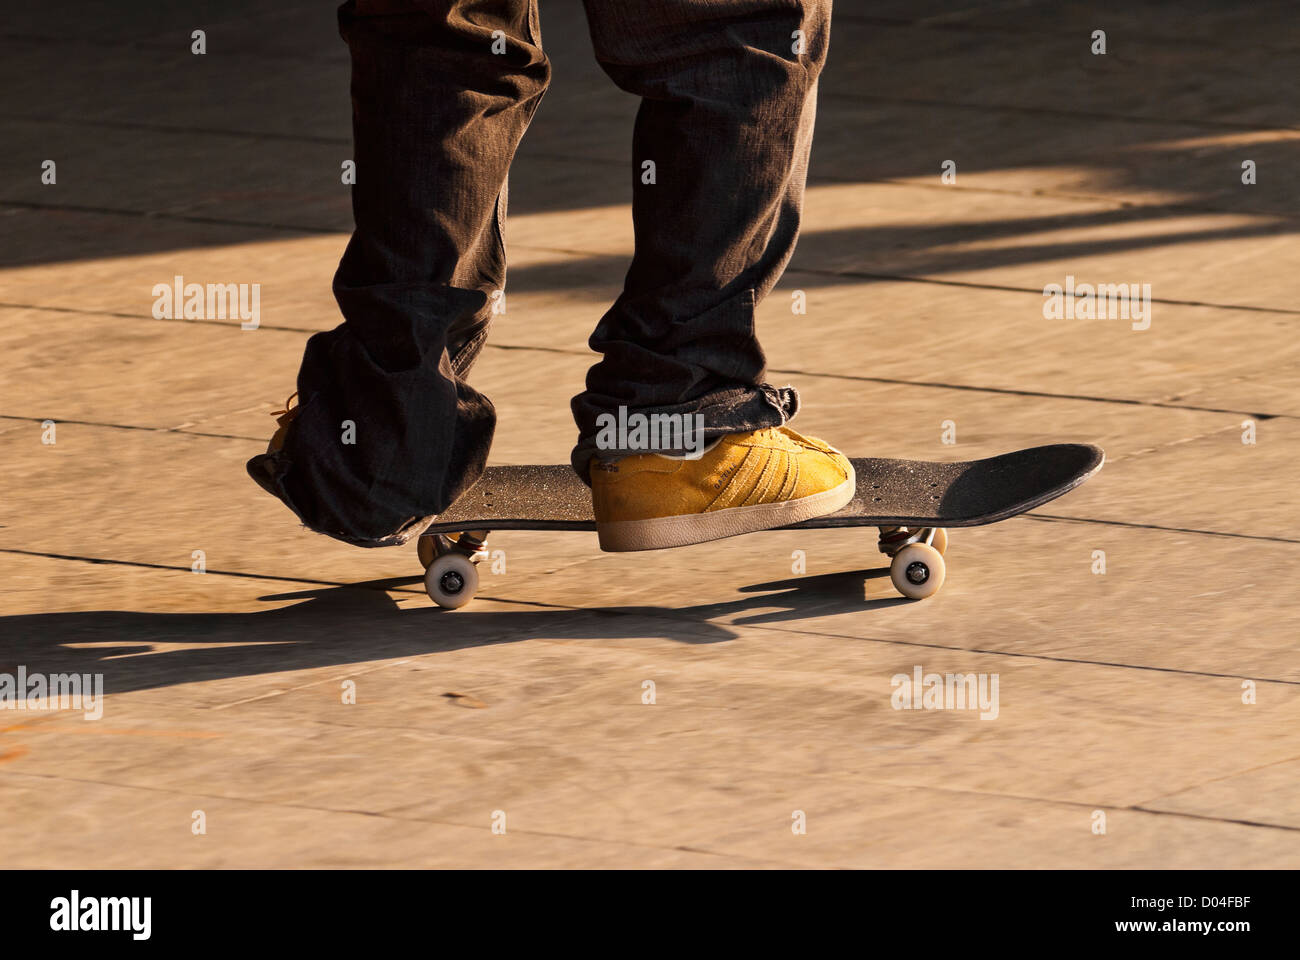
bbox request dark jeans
[252,0,831,546]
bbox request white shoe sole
[596,462,856,553]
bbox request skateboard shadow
[0,568,907,697]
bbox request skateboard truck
[877,526,948,600]
[418,530,490,609]
[417,524,950,607]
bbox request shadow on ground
[0,568,906,696]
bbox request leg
[572,0,832,478]
[254,0,549,545]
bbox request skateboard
[416,443,1104,608]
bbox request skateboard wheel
[417,535,436,570]
[890,543,945,600]
[425,553,479,609]
[928,528,948,556]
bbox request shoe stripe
[774,455,795,502]
[747,447,770,507]
[749,449,779,507]
[769,448,793,504]
[728,447,762,509]
[774,447,795,502]
[709,447,749,511]
[758,446,787,506]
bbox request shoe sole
[596,462,856,552]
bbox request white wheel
[928,527,948,556]
[417,535,436,570]
[890,543,946,600]
[425,553,479,609]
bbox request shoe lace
[271,392,299,429]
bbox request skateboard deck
[417,443,1103,607]
[423,443,1103,533]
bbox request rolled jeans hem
[568,382,800,482]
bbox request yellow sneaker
[590,426,855,552]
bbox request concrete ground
[1,0,1298,867]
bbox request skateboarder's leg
[573,0,852,552]
[249,0,549,546]
[571,0,831,478]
